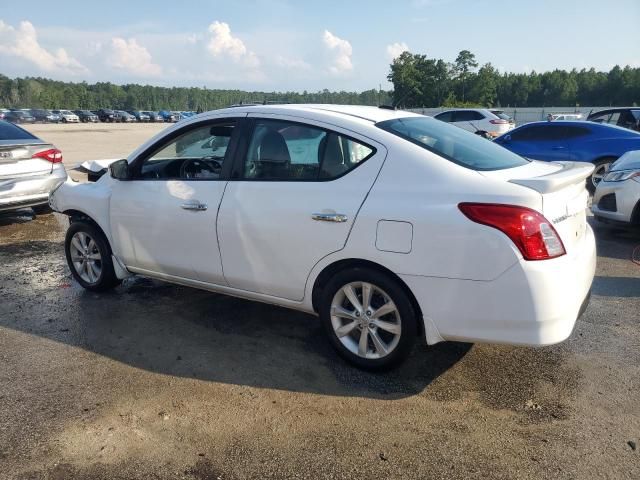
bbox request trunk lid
[0,143,55,178]
[481,160,593,253]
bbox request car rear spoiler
[508,161,594,194]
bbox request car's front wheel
[319,268,418,370]
[589,157,615,193]
[65,222,121,292]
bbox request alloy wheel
[330,281,402,359]
[592,162,611,188]
[69,231,103,284]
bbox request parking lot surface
[0,209,638,479]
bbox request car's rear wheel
[589,157,616,193]
[65,221,121,292]
[319,267,418,370]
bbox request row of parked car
[0,108,197,124]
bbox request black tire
[319,267,418,371]
[588,157,616,193]
[65,221,121,292]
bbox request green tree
[454,50,478,102]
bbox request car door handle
[551,146,566,150]
[311,212,348,223]
[181,200,208,211]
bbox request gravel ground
[0,211,638,479]
[1,124,639,479]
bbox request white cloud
[322,30,353,75]
[107,37,162,76]
[274,55,311,71]
[206,21,259,68]
[386,42,409,61]
[0,20,87,74]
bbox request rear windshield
[0,121,37,140]
[491,110,513,121]
[377,116,530,171]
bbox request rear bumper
[0,165,67,212]
[401,224,596,346]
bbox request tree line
[0,74,390,111]
[1,49,638,111]
[388,50,640,108]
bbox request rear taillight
[489,119,509,125]
[458,203,566,261]
[32,148,63,164]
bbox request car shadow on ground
[0,208,36,226]
[0,238,471,399]
[590,219,640,261]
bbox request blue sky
[0,0,638,91]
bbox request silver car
[0,120,67,212]
[592,150,640,226]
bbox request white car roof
[200,104,422,124]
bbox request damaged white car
[50,105,595,369]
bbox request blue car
[494,121,640,191]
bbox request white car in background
[50,105,595,370]
[548,113,583,121]
[53,110,80,123]
[0,120,67,212]
[592,150,640,227]
[433,108,515,138]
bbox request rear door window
[378,116,529,171]
[453,111,484,122]
[434,111,453,122]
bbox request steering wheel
[180,158,222,179]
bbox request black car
[143,111,164,122]
[30,109,61,123]
[587,108,640,132]
[96,109,116,123]
[5,110,36,124]
[74,110,99,123]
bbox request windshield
[377,116,530,171]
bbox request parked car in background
[591,150,640,227]
[50,104,595,370]
[0,120,66,212]
[4,110,36,124]
[159,110,178,122]
[97,109,116,123]
[128,111,150,122]
[587,107,640,132]
[494,121,640,191]
[74,110,99,123]
[52,110,80,123]
[433,108,514,138]
[0,109,8,120]
[144,111,164,122]
[31,109,61,123]
[548,113,583,121]
[114,110,135,123]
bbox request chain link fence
[407,107,610,126]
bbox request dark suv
[587,108,640,132]
[96,109,116,123]
[74,110,99,123]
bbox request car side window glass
[606,112,620,125]
[139,122,235,180]
[435,112,452,122]
[242,119,374,181]
[563,126,590,139]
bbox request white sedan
[50,105,595,369]
[592,150,640,226]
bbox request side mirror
[109,159,131,180]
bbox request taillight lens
[32,148,63,163]
[489,119,509,124]
[459,203,566,261]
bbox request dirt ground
[0,124,639,479]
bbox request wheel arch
[63,209,111,248]
[311,258,424,337]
